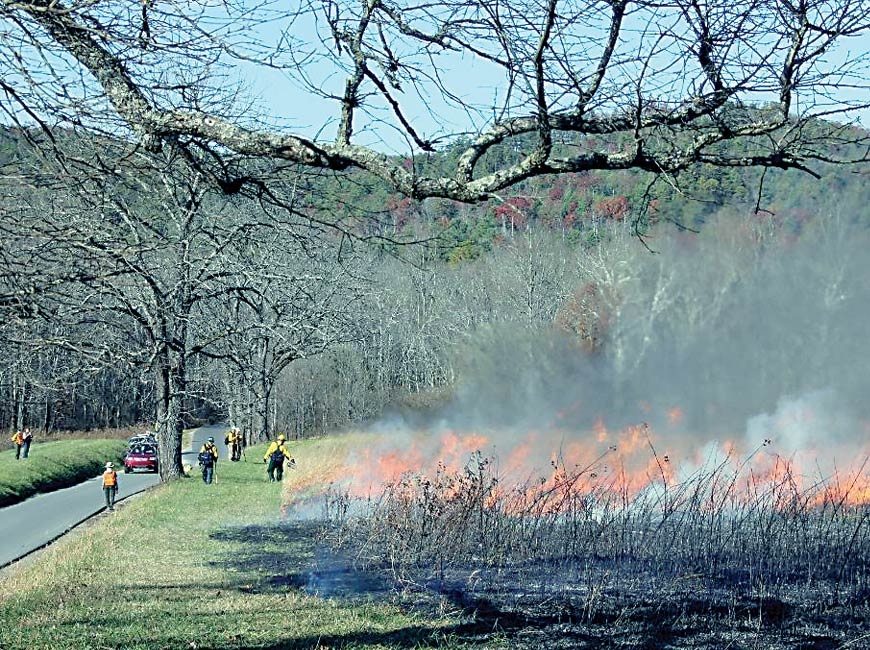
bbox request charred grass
[316,446,870,649]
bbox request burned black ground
[212,520,870,649]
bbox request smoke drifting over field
[359,214,870,492]
[314,216,870,650]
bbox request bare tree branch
[1,0,867,203]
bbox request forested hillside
[1,124,869,473]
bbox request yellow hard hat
[277,434,286,442]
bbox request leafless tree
[1,0,867,205]
[0,140,281,478]
[204,218,370,443]
[0,317,151,432]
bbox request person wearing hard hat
[225,427,243,462]
[198,437,219,484]
[102,462,119,511]
[263,434,294,482]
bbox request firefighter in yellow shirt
[198,437,219,484]
[10,430,24,460]
[224,427,243,462]
[263,434,294,482]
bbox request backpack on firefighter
[198,450,214,466]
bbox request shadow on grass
[202,521,861,649]
[206,520,573,646]
[209,520,394,599]
[54,607,454,650]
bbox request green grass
[0,439,129,507]
[0,439,479,650]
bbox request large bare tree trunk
[156,358,186,481]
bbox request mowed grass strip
[0,437,470,650]
[0,439,129,507]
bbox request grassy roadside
[0,439,129,507]
[0,437,473,650]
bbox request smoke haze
[359,212,870,490]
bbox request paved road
[0,424,230,569]
[0,470,160,568]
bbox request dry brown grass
[30,424,148,443]
[315,442,870,648]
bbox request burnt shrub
[320,447,870,625]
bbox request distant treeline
[1,125,868,446]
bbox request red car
[124,444,158,473]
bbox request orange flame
[310,408,870,513]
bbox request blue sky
[234,29,870,156]
[217,0,870,154]
[6,1,867,155]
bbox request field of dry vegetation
[3,431,869,649]
[295,432,870,649]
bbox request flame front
[301,401,870,513]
